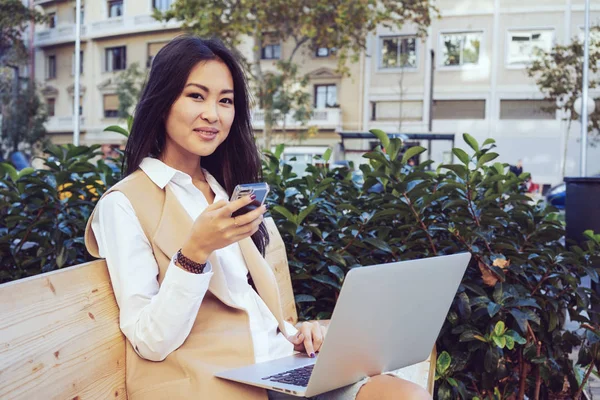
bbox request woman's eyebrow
[185,83,234,95]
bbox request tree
[157,0,434,148]
[116,62,146,119]
[0,0,46,67]
[527,27,600,177]
[0,81,48,159]
[0,0,48,160]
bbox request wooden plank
[0,260,126,400]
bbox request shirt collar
[139,157,229,200]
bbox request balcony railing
[87,15,181,38]
[45,116,85,133]
[251,108,342,130]
[35,25,87,47]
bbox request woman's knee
[355,375,432,400]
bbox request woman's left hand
[287,321,328,358]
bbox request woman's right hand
[180,195,267,263]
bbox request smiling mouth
[193,128,219,140]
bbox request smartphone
[230,182,270,218]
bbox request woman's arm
[92,192,213,361]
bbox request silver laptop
[215,252,471,397]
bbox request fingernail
[264,204,269,209]
[310,353,315,358]
[250,194,256,200]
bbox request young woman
[84,35,431,400]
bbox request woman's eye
[189,93,204,100]
[221,98,234,105]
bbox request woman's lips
[194,128,218,140]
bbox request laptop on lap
[215,252,471,397]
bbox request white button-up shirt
[92,157,296,363]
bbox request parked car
[545,174,600,210]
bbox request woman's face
[163,59,235,159]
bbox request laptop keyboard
[261,364,314,387]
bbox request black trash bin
[565,176,600,324]
[564,177,600,245]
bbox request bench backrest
[0,217,297,399]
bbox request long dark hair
[124,35,269,254]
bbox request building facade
[32,0,600,186]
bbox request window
[371,101,423,121]
[507,30,554,66]
[314,85,337,108]
[72,51,84,75]
[48,12,57,28]
[153,0,173,12]
[440,32,482,67]
[47,98,55,117]
[261,44,281,60]
[103,94,119,118]
[432,100,486,119]
[147,41,168,68]
[105,46,126,72]
[500,100,555,120]
[380,36,417,69]
[47,55,56,79]
[315,47,336,57]
[74,6,84,23]
[108,0,123,18]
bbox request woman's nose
[200,102,219,124]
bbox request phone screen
[230,183,270,217]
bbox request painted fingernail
[250,194,256,200]
[264,204,269,209]
[310,353,315,358]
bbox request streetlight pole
[73,0,82,146]
[580,0,590,176]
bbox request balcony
[35,25,87,47]
[45,116,85,133]
[87,15,181,39]
[251,108,342,131]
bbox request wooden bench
[0,218,435,399]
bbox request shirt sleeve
[92,191,213,361]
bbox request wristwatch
[174,249,208,274]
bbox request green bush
[1,130,599,398]
[263,132,600,399]
[0,143,120,282]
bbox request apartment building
[32,0,362,170]
[33,0,600,185]
[362,0,600,185]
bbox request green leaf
[324,251,346,267]
[297,204,316,225]
[482,138,496,147]
[312,274,341,290]
[492,335,506,348]
[505,335,515,350]
[463,133,479,152]
[295,294,316,303]
[447,377,458,387]
[452,148,471,165]
[477,152,499,168]
[327,265,345,281]
[401,146,426,164]
[323,148,332,162]
[436,351,451,375]
[364,237,394,254]
[274,143,285,159]
[127,115,133,133]
[1,162,18,182]
[17,167,35,179]
[370,129,390,150]
[440,164,468,179]
[494,321,506,336]
[272,206,296,223]
[104,125,129,137]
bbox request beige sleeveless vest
[84,170,291,399]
